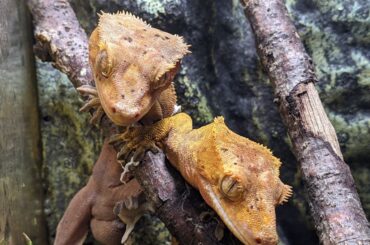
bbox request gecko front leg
[109,124,161,167]
[109,113,190,180]
[108,124,160,181]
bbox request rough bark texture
[241,0,370,244]
[27,1,236,244]
[28,0,93,88]
[0,0,48,244]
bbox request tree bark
[0,0,48,244]
[27,0,93,88]
[27,0,236,244]
[241,0,370,244]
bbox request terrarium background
[34,0,370,244]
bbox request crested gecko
[111,112,292,245]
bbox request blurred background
[0,0,369,244]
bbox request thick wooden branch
[27,0,231,244]
[27,0,92,88]
[241,0,370,244]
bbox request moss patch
[175,74,214,126]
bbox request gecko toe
[80,97,101,112]
[77,85,98,96]
[117,144,132,160]
[109,133,123,144]
[90,106,105,125]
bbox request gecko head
[89,12,190,126]
[195,118,292,245]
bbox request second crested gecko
[111,112,292,245]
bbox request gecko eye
[220,175,246,201]
[97,50,112,78]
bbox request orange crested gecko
[77,11,190,125]
[111,112,292,245]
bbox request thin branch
[241,0,370,244]
[27,0,232,244]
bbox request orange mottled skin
[118,113,292,245]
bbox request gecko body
[115,113,292,245]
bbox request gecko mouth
[198,178,258,245]
[98,91,151,126]
[104,106,143,126]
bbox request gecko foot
[110,126,160,163]
[108,126,132,144]
[77,85,105,125]
[117,140,159,162]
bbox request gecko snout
[253,232,278,245]
[105,102,144,126]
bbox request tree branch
[27,0,233,244]
[241,0,370,244]
[27,0,92,88]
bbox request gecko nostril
[255,237,262,244]
[121,94,125,99]
[111,107,117,113]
